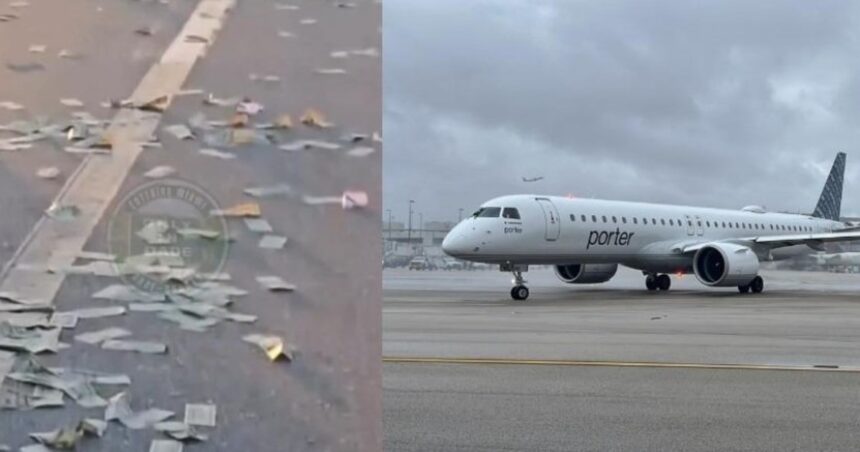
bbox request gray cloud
[384,0,860,223]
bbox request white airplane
[442,153,860,300]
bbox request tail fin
[812,152,846,221]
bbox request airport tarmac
[383,266,860,451]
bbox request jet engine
[693,243,759,287]
[554,263,618,284]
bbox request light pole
[419,213,424,244]
[385,209,392,240]
[407,200,414,244]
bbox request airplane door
[536,198,561,241]
[694,215,704,236]
[685,215,694,236]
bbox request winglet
[812,152,846,221]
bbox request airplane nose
[442,231,468,257]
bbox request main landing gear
[738,275,764,294]
[645,273,671,291]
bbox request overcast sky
[383,0,860,224]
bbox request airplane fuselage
[443,195,842,274]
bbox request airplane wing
[678,230,860,254]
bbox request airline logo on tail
[812,152,845,221]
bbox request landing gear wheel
[645,275,657,291]
[750,276,764,294]
[656,274,671,291]
[511,285,529,300]
[738,284,751,294]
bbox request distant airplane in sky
[522,176,544,182]
[444,153,860,300]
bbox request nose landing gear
[503,263,530,300]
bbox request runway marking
[383,356,858,373]
[0,0,236,380]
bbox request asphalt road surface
[384,267,860,451]
[0,1,380,451]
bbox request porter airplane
[442,153,860,300]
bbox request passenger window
[602,216,607,223]
[687,220,692,226]
[669,219,674,226]
[678,219,682,227]
[735,222,739,228]
[612,216,617,223]
[592,215,597,223]
[622,217,627,224]
[502,208,520,219]
[569,214,575,222]
[643,218,648,224]
[581,214,587,222]
[661,219,665,226]
[706,221,710,227]
[633,218,638,224]
[722,222,726,228]
[697,220,702,227]
[478,207,501,218]
[652,218,657,225]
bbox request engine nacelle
[693,243,759,287]
[554,263,618,284]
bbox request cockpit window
[477,207,501,218]
[502,208,520,219]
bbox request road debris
[303,190,369,209]
[92,284,162,303]
[45,203,80,221]
[277,30,295,38]
[155,422,209,442]
[36,167,60,179]
[198,148,235,159]
[0,13,18,22]
[184,403,217,427]
[299,108,333,128]
[144,165,177,179]
[315,68,347,75]
[300,18,317,24]
[243,183,292,198]
[177,228,221,240]
[135,25,156,36]
[279,139,341,151]
[69,306,127,319]
[80,418,107,437]
[74,327,131,345]
[7,62,45,73]
[106,392,174,429]
[185,34,208,44]
[259,235,287,249]
[210,202,261,217]
[0,101,23,110]
[244,218,273,233]
[150,439,184,452]
[59,98,84,108]
[330,51,349,58]
[48,312,78,329]
[0,323,60,353]
[274,3,300,10]
[203,93,240,107]
[29,424,84,449]
[242,334,294,361]
[102,340,167,354]
[28,44,46,53]
[351,47,380,57]
[347,146,375,157]
[255,275,296,292]
[164,124,194,140]
[236,99,264,116]
[57,49,83,59]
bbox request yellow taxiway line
[383,356,856,372]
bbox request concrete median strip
[382,356,860,373]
